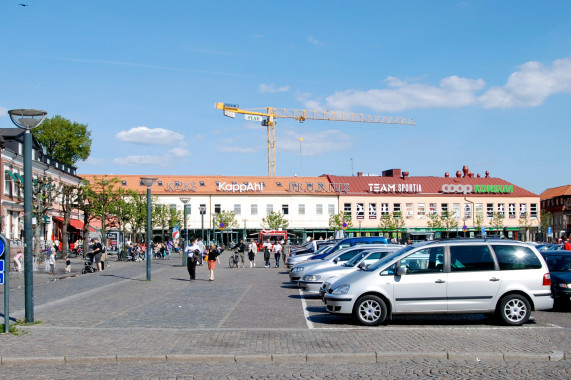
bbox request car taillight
[543,273,551,286]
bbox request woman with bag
[262,239,272,268]
[207,243,221,281]
[248,239,258,268]
[185,239,200,281]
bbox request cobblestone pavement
[1,252,570,378]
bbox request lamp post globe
[8,109,47,323]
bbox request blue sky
[1,1,570,195]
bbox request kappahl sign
[218,182,264,193]
[441,184,514,194]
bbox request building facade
[540,184,571,240]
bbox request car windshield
[343,251,369,267]
[366,246,414,271]
[309,245,333,259]
[544,254,571,271]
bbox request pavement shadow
[99,274,147,282]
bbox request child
[65,257,71,273]
[48,250,56,275]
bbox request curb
[0,351,567,366]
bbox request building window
[429,203,437,217]
[417,203,426,219]
[530,204,538,218]
[4,168,13,197]
[356,203,364,219]
[234,204,241,215]
[464,203,472,220]
[405,203,413,219]
[266,204,273,215]
[475,203,483,217]
[508,203,516,219]
[316,204,323,215]
[282,204,289,215]
[381,203,389,216]
[369,203,377,219]
[251,204,258,215]
[441,203,448,213]
[393,203,401,214]
[298,204,305,215]
[486,203,494,218]
[519,203,527,218]
[452,203,460,219]
[497,203,505,218]
[344,203,352,218]
[215,204,221,214]
[328,204,335,215]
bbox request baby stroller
[82,254,97,274]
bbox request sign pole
[1,234,9,333]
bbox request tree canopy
[33,115,92,166]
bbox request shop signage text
[218,182,264,192]
[165,182,197,192]
[368,183,422,194]
[441,184,513,194]
[289,182,349,193]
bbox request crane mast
[214,102,414,176]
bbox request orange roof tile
[540,184,571,200]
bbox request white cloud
[479,58,571,108]
[306,57,571,112]
[113,155,169,167]
[280,130,352,155]
[0,107,7,117]
[259,83,291,93]
[116,126,185,146]
[307,36,325,46]
[169,147,190,158]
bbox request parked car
[290,239,339,256]
[299,246,403,294]
[286,243,335,269]
[290,242,398,282]
[286,236,388,269]
[324,239,553,326]
[540,251,571,307]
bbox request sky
[1,1,570,195]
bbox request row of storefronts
[85,165,541,244]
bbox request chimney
[444,172,450,178]
[485,171,490,178]
[456,170,462,178]
[477,173,481,178]
[402,171,409,180]
[382,169,401,178]
[357,172,363,177]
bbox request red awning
[53,216,95,231]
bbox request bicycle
[228,250,239,268]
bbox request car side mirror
[396,266,407,276]
[333,257,339,264]
[357,262,367,270]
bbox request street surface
[0,251,569,379]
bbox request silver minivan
[324,240,553,326]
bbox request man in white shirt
[185,239,200,281]
[273,241,283,268]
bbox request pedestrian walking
[248,239,258,268]
[207,243,221,281]
[185,239,200,281]
[48,250,56,275]
[273,241,282,268]
[234,238,246,268]
[92,237,104,272]
[13,250,23,272]
[263,239,272,268]
[282,239,290,266]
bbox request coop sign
[368,183,422,194]
[441,184,513,194]
[218,182,264,193]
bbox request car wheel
[354,295,387,326]
[496,294,531,326]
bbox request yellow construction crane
[214,102,415,176]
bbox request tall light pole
[140,177,157,281]
[8,109,47,323]
[180,197,190,266]
[199,205,206,265]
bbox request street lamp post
[140,177,157,281]
[180,197,190,266]
[199,205,206,265]
[8,109,47,323]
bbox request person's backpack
[101,245,106,253]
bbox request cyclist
[233,239,246,268]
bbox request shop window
[453,203,460,219]
[464,203,472,220]
[406,203,414,219]
[234,204,241,215]
[316,204,323,215]
[476,203,483,217]
[251,204,258,215]
[417,203,426,219]
[344,203,352,218]
[266,204,273,215]
[282,204,289,215]
[429,203,437,217]
[381,203,389,216]
[298,204,305,215]
[486,203,494,218]
[369,203,377,219]
[508,203,516,219]
[356,203,364,219]
[441,203,448,213]
[497,204,505,218]
[328,204,335,215]
[519,203,527,218]
[393,203,401,214]
[530,204,538,218]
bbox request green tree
[59,183,82,259]
[392,212,405,242]
[518,213,534,242]
[261,211,289,230]
[378,214,393,235]
[84,176,122,247]
[539,211,552,241]
[213,210,239,231]
[32,115,92,166]
[489,212,505,234]
[427,212,443,230]
[329,212,352,231]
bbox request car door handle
[435,279,445,284]
[489,277,500,282]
